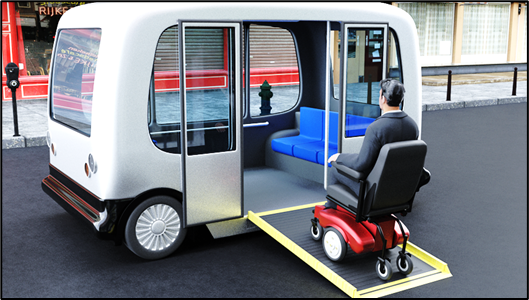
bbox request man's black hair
[380,78,405,107]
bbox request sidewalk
[2,72,527,149]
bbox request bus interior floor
[243,166,327,214]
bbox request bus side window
[248,25,300,117]
[148,25,182,154]
[147,25,236,155]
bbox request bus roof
[59,2,415,31]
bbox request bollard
[10,88,20,137]
[512,67,517,96]
[5,62,21,136]
[446,70,452,101]
[259,80,273,116]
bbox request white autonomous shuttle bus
[42,2,424,261]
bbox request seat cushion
[272,135,320,156]
[327,183,359,211]
[317,145,338,166]
[293,141,322,163]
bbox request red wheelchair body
[313,205,409,255]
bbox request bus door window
[184,27,236,155]
[344,27,385,133]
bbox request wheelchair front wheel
[310,221,323,241]
[396,254,413,275]
[376,259,393,281]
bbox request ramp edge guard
[248,202,452,298]
[248,206,358,298]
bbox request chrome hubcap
[136,204,181,251]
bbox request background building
[2,2,527,101]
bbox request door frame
[338,23,388,155]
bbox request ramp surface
[248,202,452,298]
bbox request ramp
[248,202,452,298]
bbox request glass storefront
[13,2,89,75]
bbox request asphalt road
[2,103,527,298]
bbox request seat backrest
[363,140,427,217]
[299,107,324,139]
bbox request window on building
[461,3,510,63]
[398,2,455,65]
[50,28,101,136]
[247,25,300,117]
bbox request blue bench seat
[271,107,324,156]
[292,111,338,165]
[271,107,375,166]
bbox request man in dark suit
[325,78,419,209]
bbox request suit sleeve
[336,124,382,173]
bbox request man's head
[379,78,405,108]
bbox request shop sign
[38,2,87,17]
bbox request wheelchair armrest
[331,161,366,182]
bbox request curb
[422,96,527,111]
[2,136,47,150]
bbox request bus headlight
[88,153,97,174]
[47,131,56,156]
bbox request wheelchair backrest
[364,140,427,216]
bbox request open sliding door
[179,22,243,226]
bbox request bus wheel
[124,195,186,260]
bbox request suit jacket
[336,111,419,175]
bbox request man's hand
[328,153,340,164]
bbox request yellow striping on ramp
[403,242,452,275]
[248,203,452,298]
[248,209,359,298]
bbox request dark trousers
[325,165,361,209]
